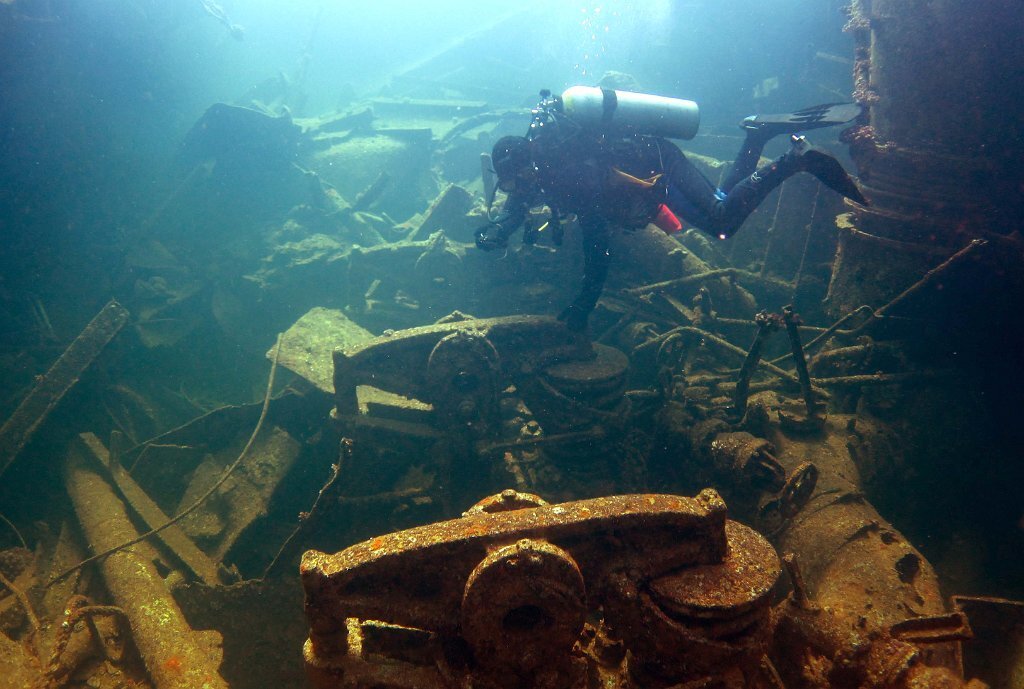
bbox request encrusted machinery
[329,314,646,506]
[331,315,585,432]
[300,489,781,689]
[301,481,986,689]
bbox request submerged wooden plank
[77,433,226,587]
[0,300,129,479]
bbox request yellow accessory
[612,167,663,188]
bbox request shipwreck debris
[301,489,779,688]
[0,299,129,480]
[78,432,227,586]
[65,434,229,689]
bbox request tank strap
[600,88,618,124]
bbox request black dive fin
[794,137,869,205]
[741,102,863,137]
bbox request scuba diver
[474,87,867,332]
[200,0,245,41]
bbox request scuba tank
[560,85,700,140]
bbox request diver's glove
[474,223,509,252]
[557,304,590,333]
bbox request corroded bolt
[782,552,816,611]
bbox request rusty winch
[300,488,780,688]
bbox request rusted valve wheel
[780,462,818,519]
[757,462,819,535]
[656,332,686,370]
[460,539,586,673]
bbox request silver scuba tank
[560,85,700,140]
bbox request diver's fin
[791,135,869,205]
[741,102,863,138]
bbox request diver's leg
[662,145,739,235]
[718,136,867,237]
[721,132,772,193]
[666,136,867,240]
[710,149,804,237]
[558,217,611,332]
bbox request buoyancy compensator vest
[522,87,698,234]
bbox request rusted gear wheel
[426,331,501,430]
[460,539,586,673]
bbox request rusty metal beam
[301,489,780,688]
[0,300,129,480]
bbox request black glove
[474,223,508,252]
[557,305,590,333]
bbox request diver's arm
[475,193,531,251]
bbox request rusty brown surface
[301,489,782,688]
[762,411,969,688]
[302,491,729,641]
[609,521,779,684]
[460,539,585,674]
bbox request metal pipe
[733,312,781,418]
[65,436,229,689]
[782,306,818,420]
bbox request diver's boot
[789,135,868,205]
[740,102,863,141]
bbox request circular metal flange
[460,539,586,673]
[541,343,629,402]
[604,521,780,681]
[647,521,780,626]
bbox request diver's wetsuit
[485,129,775,329]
